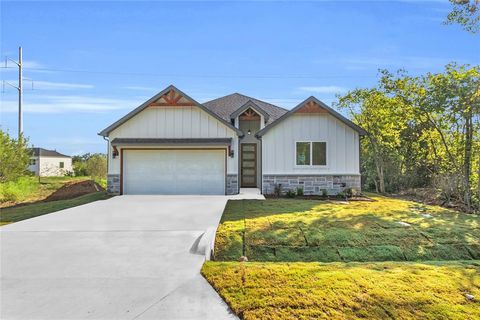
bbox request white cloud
[0,95,142,113]
[298,86,348,94]
[340,55,455,71]
[122,86,157,91]
[2,60,52,73]
[34,81,94,90]
[2,80,94,90]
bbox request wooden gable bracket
[148,89,196,107]
[239,108,261,121]
[297,101,329,114]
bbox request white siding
[32,157,73,176]
[262,114,360,175]
[108,106,237,174]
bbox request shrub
[344,188,354,198]
[337,191,347,199]
[0,177,39,203]
[296,187,304,196]
[0,130,30,183]
[320,189,328,197]
[274,184,283,197]
[286,189,296,198]
[86,154,107,180]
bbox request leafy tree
[72,153,91,176]
[85,154,107,180]
[336,64,480,211]
[0,130,30,183]
[445,0,480,33]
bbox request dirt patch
[45,180,105,201]
[391,188,476,213]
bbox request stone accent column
[226,174,239,195]
[262,175,361,195]
[107,174,120,195]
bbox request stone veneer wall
[262,175,361,195]
[226,174,239,195]
[107,174,120,195]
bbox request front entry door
[241,144,257,187]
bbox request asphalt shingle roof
[30,148,70,158]
[202,93,288,125]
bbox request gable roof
[98,85,243,137]
[229,100,270,122]
[256,96,367,137]
[30,148,70,158]
[203,93,288,125]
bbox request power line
[0,66,377,79]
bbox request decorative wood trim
[296,101,329,114]
[239,108,261,121]
[148,89,196,107]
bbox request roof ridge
[231,93,289,111]
[205,92,289,113]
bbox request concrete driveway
[0,196,239,320]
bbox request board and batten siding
[108,106,238,174]
[262,113,360,175]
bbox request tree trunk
[464,111,473,209]
[370,137,386,194]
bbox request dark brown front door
[241,143,257,187]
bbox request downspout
[256,134,263,194]
[103,136,109,188]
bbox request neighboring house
[99,85,366,196]
[28,148,73,177]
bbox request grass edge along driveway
[0,192,110,225]
[205,194,480,319]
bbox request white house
[99,85,366,195]
[28,148,73,177]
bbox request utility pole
[18,46,23,140]
[5,46,23,140]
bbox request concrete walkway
[0,196,240,320]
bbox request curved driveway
[1,196,239,320]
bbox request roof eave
[98,85,243,137]
[256,96,367,137]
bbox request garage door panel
[123,150,225,195]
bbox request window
[296,142,310,165]
[312,142,327,165]
[29,159,36,165]
[59,162,64,168]
[296,142,327,166]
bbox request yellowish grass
[202,261,480,320]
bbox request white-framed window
[29,159,36,165]
[295,141,327,166]
[59,161,64,169]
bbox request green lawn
[214,195,480,262]
[0,192,110,225]
[0,176,95,206]
[202,261,480,320]
[204,195,480,319]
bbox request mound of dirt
[45,180,105,202]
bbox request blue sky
[1,0,478,155]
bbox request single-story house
[28,148,73,177]
[99,85,366,195]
